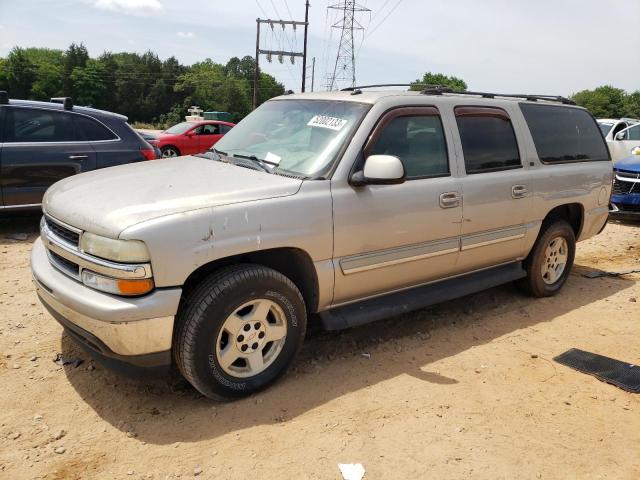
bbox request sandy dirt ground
[0,215,639,480]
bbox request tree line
[409,73,640,119]
[0,43,285,126]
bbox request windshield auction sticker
[307,115,348,131]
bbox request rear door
[0,106,97,207]
[73,114,132,168]
[453,105,533,273]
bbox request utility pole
[252,3,311,109]
[311,56,316,92]
[327,1,370,91]
[301,0,310,92]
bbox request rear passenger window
[220,124,233,134]
[74,115,117,141]
[368,111,449,178]
[623,124,640,140]
[455,106,521,174]
[520,104,609,163]
[5,107,74,143]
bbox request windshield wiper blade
[229,153,276,172]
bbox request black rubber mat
[554,348,640,393]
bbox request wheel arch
[180,247,320,314]
[542,203,584,239]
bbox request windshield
[213,99,369,177]
[164,122,196,135]
[598,122,614,136]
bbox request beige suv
[31,87,612,399]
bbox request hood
[43,156,303,237]
[614,155,640,173]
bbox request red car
[153,120,235,158]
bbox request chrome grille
[49,250,80,278]
[45,217,80,246]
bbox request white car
[597,118,638,141]
[608,121,640,163]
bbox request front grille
[49,250,80,277]
[617,203,640,213]
[45,217,80,246]
[613,177,635,195]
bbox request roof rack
[420,86,575,105]
[50,97,73,110]
[339,84,575,105]
[0,91,8,105]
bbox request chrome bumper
[31,237,181,357]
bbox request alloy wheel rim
[162,149,177,157]
[541,236,568,285]
[215,299,288,378]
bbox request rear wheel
[518,220,576,297]
[173,265,307,400]
[161,146,180,158]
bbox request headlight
[82,270,154,296]
[80,232,150,263]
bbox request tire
[518,220,576,297]
[173,264,307,400]
[161,146,180,158]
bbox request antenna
[327,1,370,91]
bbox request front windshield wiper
[229,153,278,173]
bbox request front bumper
[31,237,181,368]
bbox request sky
[0,0,639,96]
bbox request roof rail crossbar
[50,97,73,110]
[0,91,8,105]
[420,87,575,105]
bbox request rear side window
[74,115,117,141]
[520,104,609,163]
[367,108,449,178]
[455,106,521,174]
[220,124,233,134]
[4,107,75,142]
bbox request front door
[610,123,640,162]
[198,123,223,153]
[331,106,463,306]
[452,105,533,273]
[0,106,96,207]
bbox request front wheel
[173,265,307,400]
[518,220,576,297]
[161,146,180,158]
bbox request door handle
[511,184,528,199]
[69,155,88,160]
[439,192,461,209]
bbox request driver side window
[367,109,450,179]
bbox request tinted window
[74,115,117,141]
[5,107,74,142]
[520,104,609,163]
[220,124,233,134]
[598,122,613,136]
[369,114,449,178]
[455,107,521,174]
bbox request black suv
[0,92,156,211]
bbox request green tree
[623,91,640,119]
[63,43,89,96]
[409,72,468,91]
[571,86,627,118]
[2,47,38,98]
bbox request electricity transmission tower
[327,1,370,91]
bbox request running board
[319,262,526,331]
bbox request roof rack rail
[50,97,73,110]
[420,86,575,105]
[341,83,418,91]
[0,91,8,105]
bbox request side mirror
[615,132,626,141]
[350,154,406,186]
